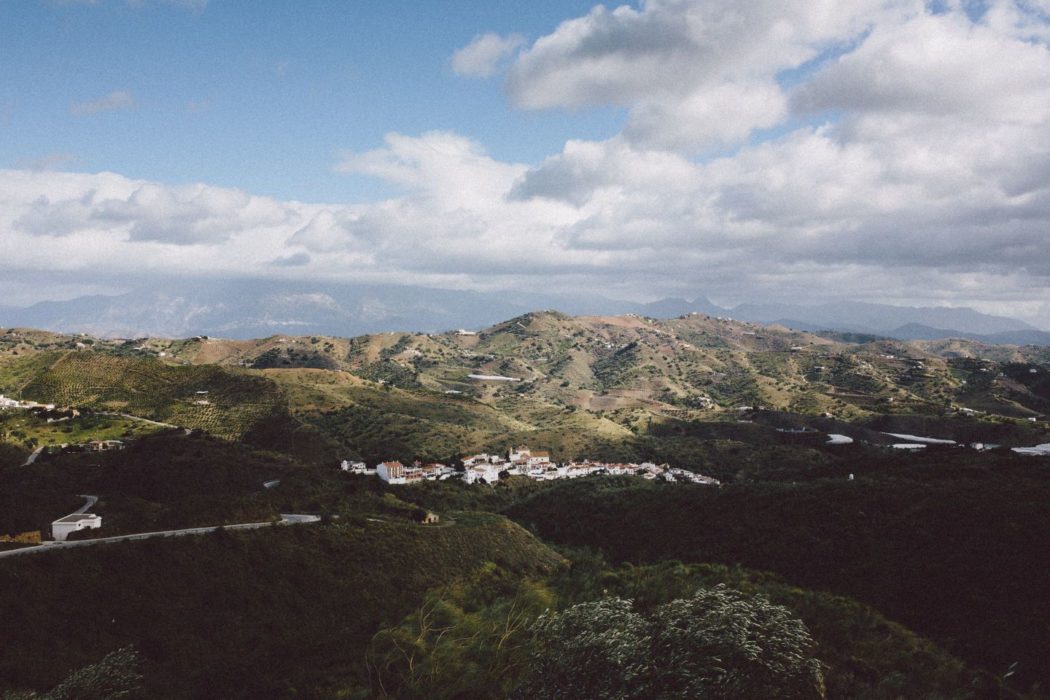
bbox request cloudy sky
[2,0,1050,325]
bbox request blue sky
[0,0,620,202]
[2,0,1050,326]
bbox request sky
[2,0,1050,326]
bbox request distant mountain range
[0,279,1046,344]
[635,298,1050,345]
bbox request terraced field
[19,353,284,440]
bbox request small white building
[340,460,368,473]
[463,453,498,467]
[465,463,503,484]
[87,440,125,452]
[508,446,532,463]
[526,451,552,468]
[51,514,101,542]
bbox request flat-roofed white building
[51,513,101,542]
[377,461,406,484]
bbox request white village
[342,445,721,486]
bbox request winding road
[0,513,321,560]
[97,412,180,429]
[71,494,98,514]
[21,446,44,466]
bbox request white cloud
[791,10,1050,122]
[6,1,1050,327]
[451,32,525,77]
[624,80,787,151]
[335,131,528,212]
[8,171,296,246]
[271,252,311,267]
[71,90,135,116]
[504,0,903,151]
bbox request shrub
[521,585,825,700]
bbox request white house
[463,453,496,467]
[377,461,406,484]
[465,463,503,484]
[526,451,552,468]
[420,463,450,480]
[340,460,368,473]
[87,440,124,452]
[508,446,532,463]
[51,513,101,542]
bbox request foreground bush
[522,584,825,700]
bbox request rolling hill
[2,312,1049,696]
[3,311,1049,471]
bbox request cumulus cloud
[336,131,528,212]
[790,10,1050,122]
[9,172,296,246]
[490,0,1050,317]
[624,80,787,152]
[504,0,901,151]
[6,1,1050,326]
[270,252,311,267]
[451,32,524,77]
[71,90,135,115]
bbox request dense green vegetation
[365,555,985,699]
[0,434,293,535]
[2,316,1049,697]
[553,559,984,699]
[0,516,562,698]
[522,586,825,699]
[506,462,1050,694]
[4,313,1049,471]
[0,441,28,469]
[0,409,164,454]
[18,352,284,440]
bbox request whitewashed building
[51,513,101,542]
[340,460,368,473]
[465,463,504,484]
[377,461,406,484]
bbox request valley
[1,311,1049,698]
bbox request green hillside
[4,313,1049,468]
[2,314,1047,696]
[19,352,283,440]
[0,515,564,699]
[505,463,1050,693]
[366,557,983,699]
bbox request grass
[19,353,285,440]
[0,410,165,451]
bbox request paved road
[21,446,44,466]
[71,494,98,515]
[98,412,179,429]
[0,513,321,560]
